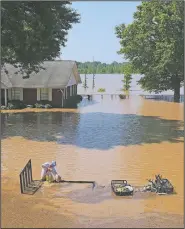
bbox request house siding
[1,84,78,108]
[23,88,37,105]
[67,86,70,98]
[1,89,5,105]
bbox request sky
[61,1,140,64]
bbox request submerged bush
[26,105,34,108]
[7,103,16,110]
[44,104,52,109]
[98,88,106,92]
[35,101,52,108]
[7,100,26,109]
[119,94,126,99]
[65,95,82,108]
[35,103,44,108]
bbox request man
[41,161,62,182]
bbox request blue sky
[61,1,140,63]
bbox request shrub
[35,101,52,108]
[35,103,44,108]
[7,100,26,109]
[119,94,126,99]
[76,95,83,103]
[1,106,7,110]
[26,105,34,108]
[44,104,52,109]
[7,103,16,110]
[98,88,106,92]
[65,95,82,108]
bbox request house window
[11,88,21,100]
[40,88,49,100]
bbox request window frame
[11,88,21,100]
[40,88,49,101]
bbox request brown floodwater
[1,95,184,228]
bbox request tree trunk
[174,81,180,103]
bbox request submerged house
[1,60,81,108]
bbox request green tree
[121,64,133,97]
[1,1,80,78]
[115,0,184,102]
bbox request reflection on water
[1,96,183,150]
[1,111,183,149]
[1,95,184,228]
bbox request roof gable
[1,60,81,88]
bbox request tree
[1,1,80,78]
[121,63,133,97]
[76,61,128,74]
[115,0,184,102]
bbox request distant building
[1,60,81,107]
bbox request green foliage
[26,105,34,108]
[97,88,106,92]
[1,1,80,77]
[35,103,44,108]
[34,101,52,108]
[65,95,82,108]
[7,100,26,109]
[77,61,128,74]
[1,106,7,110]
[44,104,52,109]
[7,103,15,110]
[119,94,126,99]
[121,63,133,93]
[115,0,184,102]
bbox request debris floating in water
[144,174,174,194]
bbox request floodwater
[79,74,184,96]
[1,95,184,228]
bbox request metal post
[22,170,25,192]
[30,160,33,182]
[20,174,23,193]
[5,89,7,107]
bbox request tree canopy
[1,1,80,78]
[77,61,128,74]
[115,0,184,102]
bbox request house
[1,60,81,108]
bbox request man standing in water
[41,161,62,182]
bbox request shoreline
[1,97,184,114]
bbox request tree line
[76,61,128,74]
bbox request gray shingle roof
[1,60,81,89]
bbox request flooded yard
[1,95,184,228]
